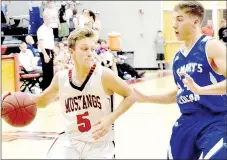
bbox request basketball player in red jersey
[2,28,137,159]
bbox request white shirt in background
[37,24,55,52]
[66,8,73,25]
[19,49,36,71]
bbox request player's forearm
[199,80,226,95]
[145,90,177,104]
[33,92,58,108]
[32,94,47,108]
[109,94,136,122]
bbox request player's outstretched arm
[134,86,177,104]
[1,73,60,108]
[180,39,226,95]
[34,72,60,108]
[92,67,137,140]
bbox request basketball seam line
[14,94,25,126]
[1,103,36,115]
[23,106,36,117]
[2,101,17,111]
[21,95,37,118]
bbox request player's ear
[194,19,199,25]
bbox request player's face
[72,37,96,67]
[173,10,196,41]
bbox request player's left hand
[178,72,202,95]
[92,116,114,140]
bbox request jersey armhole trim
[204,38,223,76]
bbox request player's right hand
[133,89,148,103]
[2,92,11,101]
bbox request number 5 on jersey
[76,111,91,132]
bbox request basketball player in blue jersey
[135,1,226,159]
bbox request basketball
[1,92,37,127]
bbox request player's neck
[74,62,91,83]
[184,29,202,49]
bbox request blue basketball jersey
[172,35,226,114]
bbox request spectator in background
[69,9,79,32]
[100,39,108,53]
[218,19,227,44]
[58,4,69,40]
[25,35,42,67]
[19,42,42,73]
[93,11,101,32]
[1,1,10,24]
[65,3,74,25]
[43,1,60,40]
[154,30,166,70]
[202,20,214,37]
[39,1,47,23]
[25,35,36,56]
[78,9,90,28]
[37,14,55,91]
[53,42,71,74]
[95,39,102,55]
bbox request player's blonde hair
[174,1,205,24]
[67,27,95,50]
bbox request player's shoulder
[205,37,225,58]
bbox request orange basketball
[1,92,37,127]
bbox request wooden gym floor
[2,72,181,159]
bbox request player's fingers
[92,125,102,135]
[93,129,107,140]
[92,130,102,140]
[100,129,107,137]
[182,79,189,85]
[179,72,193,81]
[92,120,101,127]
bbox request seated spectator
[116,55,145,80]
[53,42,72,74]
[25,35,37,56]
[25,35,42,67]
[100,39,108,53]
[19,42,42,73]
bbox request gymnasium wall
[78,1,162,68]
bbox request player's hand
[92,116,114,140]
[178,72,202,95]
[133,89,148,103]
[2,92,11,101]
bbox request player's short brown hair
[68,27,95,50]
[174,1,205,23]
